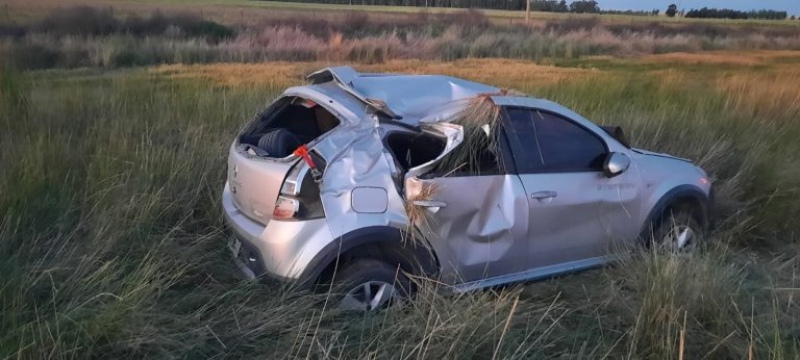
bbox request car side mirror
[603,152,631,178]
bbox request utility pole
[526,0,531,24]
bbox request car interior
[385,131,446,173]
[238,97,340,158]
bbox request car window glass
[532,111,606,171]
[504,108,606,173]
[503,108,544,173]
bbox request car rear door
[502,106,641,268]
[404,123,531,284]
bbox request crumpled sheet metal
[309,66,500,125]
[306,67,528,284]
[313,119,409,240]
[405,122,463,179]
[405,175,529,283]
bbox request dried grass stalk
[432,92,514,176]
[404,180,440,247]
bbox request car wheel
[331,259,412,311]
[653,209,703,252]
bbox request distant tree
[791,15,797,20]
[685,7,787,20]
[569,0,599,13]
[666,3,678,17]
[558,0,569,12]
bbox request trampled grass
[2,56,800,359]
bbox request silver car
[222,66,714,310]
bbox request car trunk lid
[228,143,300,225]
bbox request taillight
[273,196,300,220]
[273,153,326,221]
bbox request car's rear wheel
[331,259,412,311]
[653,209,703,252]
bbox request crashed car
[222,66,714,310]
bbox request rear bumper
[221,182,333,283]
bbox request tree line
[264,0,793,20]
[263,0,654,15]
[684,7,788,20]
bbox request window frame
[416,124,518,178]
[501,106,610,175]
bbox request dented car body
[222,66,714,307]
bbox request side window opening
[428,130,503,177]
[386,131,446,173]
[238,97,341,158]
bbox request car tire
[330,258,413,311]
[257,128,301,158]
[652,208,703,252]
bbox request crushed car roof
[308,66,501,124]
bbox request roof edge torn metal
[308,66,401,119]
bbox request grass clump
[431,93,511,176]
[618,245,748,358]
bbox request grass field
[2,0,800,358]
[2,53,800,358]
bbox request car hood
[632,148,692,163]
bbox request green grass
[1,60,799,358]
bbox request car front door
[404,123,530,285]
[502,106,642,269]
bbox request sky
[599,0,800,15]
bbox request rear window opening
[239,97,341,158]
[386,131,446,173]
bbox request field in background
[4,0,800,26]
[2,0,800,359]
[3,53,800,358]
[3,4,800,72]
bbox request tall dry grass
[2,57,800,358]
[4,7,800,69]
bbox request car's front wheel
[652,209,703,252]
[331,259,412,311]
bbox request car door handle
[412,200,447,214]
[412,200,448,208]
[530,191,558,200]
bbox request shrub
[0,25,25,39]
[184,20,236,43]
[343,11,369,32]
[33,6,235,42]
[7,43,61,70]
[124,12,235,42]
[545,16,602,33]
[110,48,148,68]
[37,6,118,36]
[437,9,490,28]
